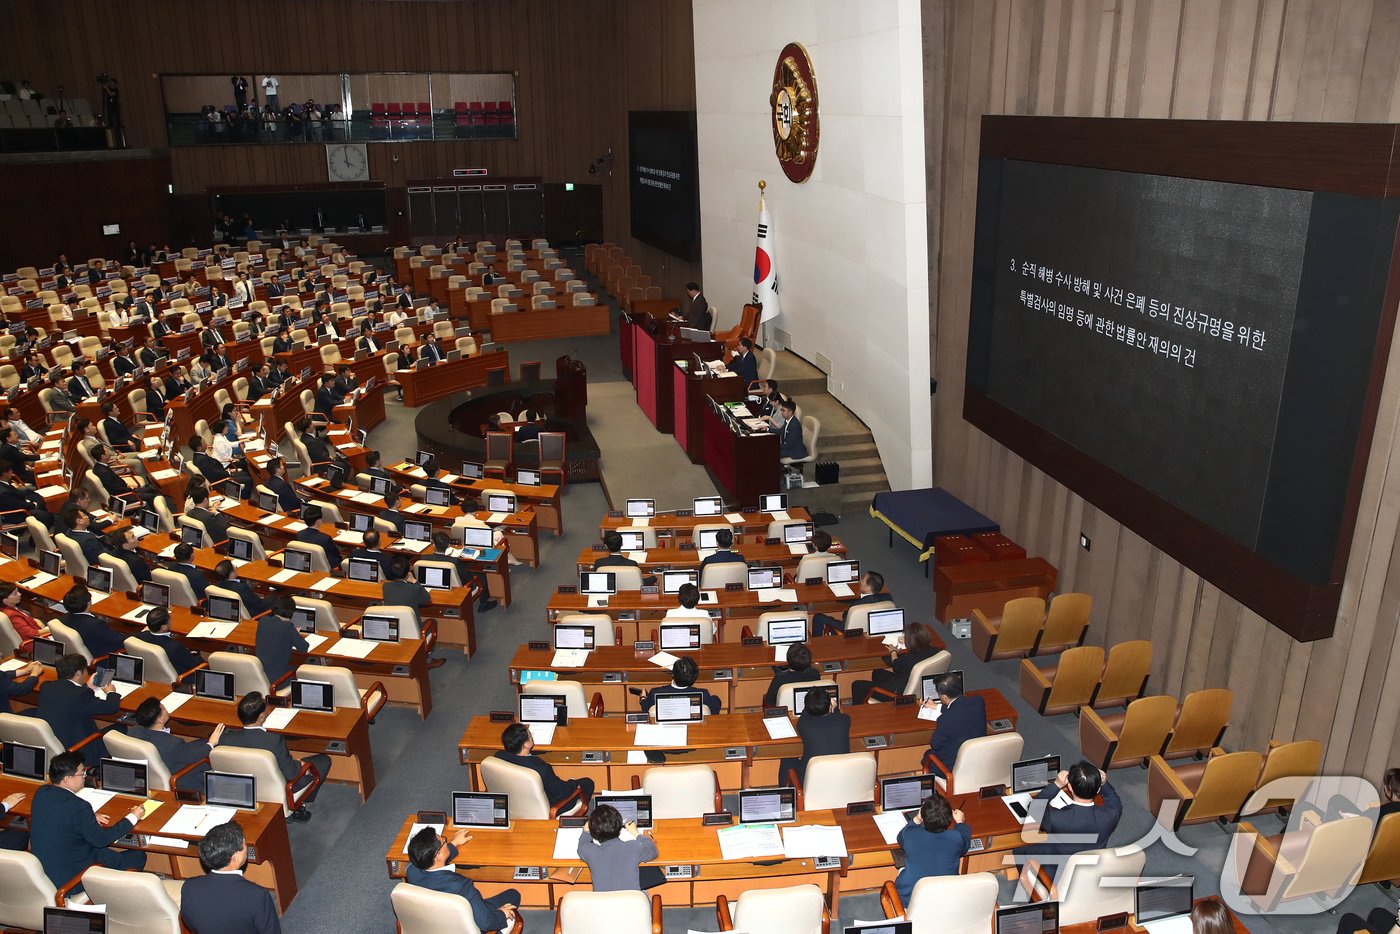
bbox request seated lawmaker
[777,684,850,785]
[351,530,395,577]
[851,620,940,704]
[812,571,892,637]
[132,606,203,677]
[214,560,267,616]
[728,337,759,385]
[221,692,329,822]
[407,826,520,932]
[99,402,134,451]
[255,595,308,684]
[37,654,121,766]
[168,542,210,601]
[495,721,593,808]
[640,655,722,715]
[771,398,807,461]
[764,641,821,709]
[428,530,498,613]
[382,554,429,622]
[594,530,639,571]
[698,527,744,569]
[31,752,146,889]
[60,585,124,658]
[663,583,714,641]
[1017,761,1122,889]
[106,527,151,585]
[128,696,223,793]
[293,505,342,570]
[264,457,303,513]
[923,672,986,778]
[894,794,971,908]
[186,485,231,544]
[179,822,282,934]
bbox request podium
[632,317,722,433]
[701,399,779,508]
[674,363,746,462]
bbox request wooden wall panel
[924,0,1400,781]
[0,0,700,291]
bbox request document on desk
[873,810,911,845]
[402,822,444,853]
[762,716,797,740]
[486,512,509,525]
[627,551,647,562]
[724,512,745,524]
[827,582,854,598]
[647,651,680,669]
[0,658,27,672]
[769,510,790,522]
[633,723,688,747]
[303,633,328,652]
[326,638,377,659]
[189,621,238,640]
[257,514,283,526]
[757,588,797,604]
[787,543,810,556]
[158,544,179,559]
[108,681,142,699]
[145,834,189,849]
[716,823,784,861]
[263,708,300,731]
[552,827,584,860]
[75,788,118,812]
[528,722,557,746]
[269,568,300,583]
[782,824,848,858]
[352,491,380,504]
[18,571,57,588]
[1002,792,1038,825]
[586,595,609,608]
[698,590,718,605]
[333,530,361,545]
[917,703,941,722]
[283,520,308,532]
[631,517,650,528]
[162,692,193,714]
[550,649,590,668]
[310,576,341,593]
[626,750,648,764]
[439,473,460,484]
[160,805,239,837]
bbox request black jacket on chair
[131,629,202,676]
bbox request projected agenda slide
[628,110,699,261]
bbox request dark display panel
[628,110,700,262]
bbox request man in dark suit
[778,687,850,784]
[200,322,228,349]
[179,821,282,934]
[271,331,293,354]
[128,696,222,792]
[593,530,640,572]
[313,374,341,422]
[132,606,202,676]
[298,419,345,477]
[66,364,97,402]
[350,530,394,578]
[640,655,722,715]
[60,586,125,659]
[254,596,308,684]
[0,427,39,485]
[164,367,191,399]
[1017,761,1123,887]
[382,555,429,623]
[141,376,166,418]
[772,398,808,461]
[212,559,267,616]
[363,450,392,480]
[221,692,329,820]
[427,530,498,613]
[378,491,407,536]
[91,445,136,499]
[245,363,270,402]
[100,402,134,450]
[293,505,341,569]
[206,347,230,374]
[813,571,893,636]
[405,826,520,932]
[923,672,987,778]
[264,458,302,513]
[763,642,822,709]
[0,462,54,527]
[698,527,746,571]
[683,282,711,331]
[149,314,174,342]
[111,346,139,377]
[419,464,455,497]
[37,655,122,766]
[190,435,231,486]
[30,752,146,888]
[106,527,152,585]
[187,486,230,544]
[1,660,41,713]
[729,337,759,385]
[419,334,444,365]
[44,375,76,416]
[494,722,593,808]
[358,330,383,354]
[169,542,209,601]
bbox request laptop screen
[662,570,697,594]
[403,520,431,542]
[369,477,393,497]
[825,560,859,584]
[995,903,1059,934]
[349,512,373,532]
[782,522,813,544]
[867,608,904,636]
[518,693,564,724]
[100,757,148,796]
[921,669,963,702]
[760,493,787,513]
[257,491,279,513]
[693,496,723,516]
[765,617,806,645]
[451,791,510,828]
[880,774,937,813]
[291,605,318,632]
[792,684,838,715]
[424,487,451,507]
[1011,756,1061,794]
[195,669,235,701]
[658,624,700,650]
[415,450,435,467]
[738,787,796,825]
[579,572,615,595]
[460,461,485,480]
[553,625,595,650]
[180,524,204,547]
[625,499,654,518]
[361,614,401,642]
[141,581,170,607]
[596,794,653,829]
[43,907,106,934]
[346,557,380,582]
[229,537,254,561]
[39,549,61,577]
[208,594,240,622]
[283,548,312,573]
[1135,880,1194,925]
[419,565,451,590]
[86,565,113,593]
[747,566,781,590]
[291,679,334,712]
[111,654,143,685]
[32,637,64,666]
[652,692,705,723]
[696,528,722,550]
[461,525,494,548]
[487,493,516,513]
[618,530,646,551]
[205,771,257,809]
[1,741,45,780]
[515,468,541,487]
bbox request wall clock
[770,42,819,183]
[326,143,369,182]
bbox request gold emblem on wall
[770,42,819,183]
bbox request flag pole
[757,179,767,348]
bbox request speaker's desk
[457,689,1015,793]
[933,557,1058,624]
[701,400,780,509]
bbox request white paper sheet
[723,512,745,524]
[325,638,376,658]
[552,827,584,859]
[486,512,509,524]
[394,539,430,553]
[698,591,718,605]
[769,510,790,522]
[269,568,300,583]
[75,788,118,812]
[161,692,194,713]
[352,491,380,503]
[786,543,809,556]
[528,722,557,745]
[782,824,848,858]
[627,551,647,562]
[1002,792,1038,825]
[633,723,688,747]
[647,652,680,669]
[402,822,444,854]
[873,811,910,845]
[716,823,784,861]
[309,576,340,592]
[109,681,142,698]
[626,750,648,764]
[550,649,590,668]
[262,708,300,731]
[303,634,328,651]
[257,515,282,526]
[0,658,28,672]
[827,582,854,598]
[586,594,608,608]
[188,621,238,640]
[773,645,789,663]
[917,704,941,722]
[631,517,650,528]
[19,571,57,588]
[762,717,797,740]
[160,804,238,837]
[144,834,190,849]
[333,531,361,545]
[283,520,308,532]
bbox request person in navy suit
[0,660,41,713]
[220,693,329,821]
[894,793,971,908]
[37,654,122,766]
[107,527,152,585]
[777,686,850,785]
[30,752,146,889]
[179,821,281,933]
[813,571,893,636]
[60,506,115,568]
[349,530,395,578]
[698,528,745,571]
[728,337,759,385]
[640,656,722,716]
[314,374,342,422]
[293,504,342,570]
[418,334,444,365]
[264,458,303,513]
[923,672,987,778]
[0,789,29,850]
[405,826,520,932]
[128,696,223,793]
[254,596,308,684]
[168,543,209,601]
[61,586,125,659]
[213,560,267,616]
[494,722,594,808]
[772,398,808,461]
[99,402,134,450]
[132,606,203,677]
[1017,761,1123,888]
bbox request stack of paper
[263,708,300,731]
[19,571,57,589]
[631,517,650,528]
[486,512,509,524]
[917,704,941,722]
[304,634,329,652]
[647,652,680,669]
[762,717,797,740]
[1002,792,1037,825]
[633,723,688,747]
[586,595,608,609]
[352,491,380,504]
[189,621,238,640]
[828,583,854,598]
[257,515,282,526]
[310,577,340,593]
[550,649,590,668]
[284,520,308,532]
[770,509,791,521]
[626,750,649,764]
[872,811,911,845]
[326,639,376,659]
[162,693,194,713]
[269,568,300,583]
[787,543,809,556]
[394,540,429,553]
[627,551,647,562]
[716,823,784,861]
[723,512,745,524]
[160,804,239,837]
[782,824,848,858]
[75,788,118,812]
[553,827,584,859]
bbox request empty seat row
[971,591,1092,661]
[1080,687,1234,769]
[1018,639,1152,714]
[1147,739,1321,830]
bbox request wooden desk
[488,303,609,343]
[458,689,1016,792]
[572,541,845,574]
[631,323,723,433]
[387,462,564,538]
[701,401,780,509]
[933,557,1058,623]
[399,351,511,407]
[600,507,812,539]
[0,776,297,912]
[674,365,748,463]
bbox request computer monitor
[140,507,162,532]
[180,525,204,547]
[595,794,653,829]
[920,668,963,702]
[228,537,254,562]
[291,605,318,633]
[346,556,380,583]
[86,565,113,593]
[625,499,655,518]
[140,581,170,608]
[43,906,106,934]
[746,566,782,590]
[792,684,839,715]
[779,524,811,546]
[1011,755,1062,794]
[110,653,143,686]
[658,623,701,650]
[696,528,723,550]
[414,565,448,591]
[518,693,565,724]
[618,529,646,551]
[323,464,345,489]
[1134,879,1194,927]
[290,679,335,712]
[652,692,705,723]
[661,570,697,594]
[349,512,373,532]
[461,525,493,548]
[204,771,257,810]
[282,548,312,573]
[760,493,788,513]
[486,492,516,513]
[995,903,1059,934]
[738,787,796,825]
[217,478,242,501]
[208,594,240,622]
[369,476,393,497]
[100,757,148,796]
[880,774,937,813]
[825,560,860,585]
[32,636,64,666]
[460,461,485,480]
[257,490,279,513]
[765,616,807,646]
[1,532,20,559]
[1,741,45,780]
[515,468,541,487]
[867,608,905,637]
[361,614,401,643]
[414,450,435,467]
[451,791,511,829]
[38,549,61,577]
[194,669,236,701]
[403,520,431,542]
[553,624,596,650]
[424,487,451,507]
[693,496,723,517]
[579,572,615,595]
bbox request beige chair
[698,561,747,590]
[932,732,1024,796]
[1241,740,1324,816]
[1019,645,1105,716]
[880,872,999,934]
[1359,810,1400,887]
[782,416,821,474]
[1235,815,1371,911]
[1092,640,1152,708]
[1080,694,1178,770]
[775,678,835,712]
[611,565,644,591]
[361,605,424,640]
[972,596,1046,661]
[793,551,839,583]
[557,613,620,646]
[27,516,56,553]
[48,618,96,663]
[177,516,213,550]
[691,522,733,546]
[0,850,70,929]
[227,526,267,561]
[523,678,601,719]
[121,635,190,684]
[284,541,332,574]
[716,883,828,934]
[866,648,952,701]
[105,729,195,794]
[557,891,662,934]
[208,650,274,695]
[843,600,896,635]
[1148,749,1265,831]
[1162,688,1233,760]
[0,615,20,657]
[0,711,101,759]
[207,583,254,620]
[152,568,199,608]
[794,751,876,811]
[1028,846,1145,926]
[54,533,90,579]
[480,754,587,818]
[293,596,343,634]
[392,882,489,934]
[210,745,320,816]
[292,664,388,722]
[639,764,722,819]
[1037,592,1092,655]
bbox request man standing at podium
[684,281,711,331]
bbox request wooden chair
[1036,592,1091,655]
[1358,810,1400,887]
[1080,694,1177,770]
[1162,688,1233,760]
[1018,644,1104,716]
[1239,739,1323,817]
[1091,640,1152,708]
[537,431,566,488]
[1148,749,1264,830]
[971,596,1046,661]
[483,431,512,480]
[1235,814,1370,910]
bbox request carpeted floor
[587,380,720,511]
